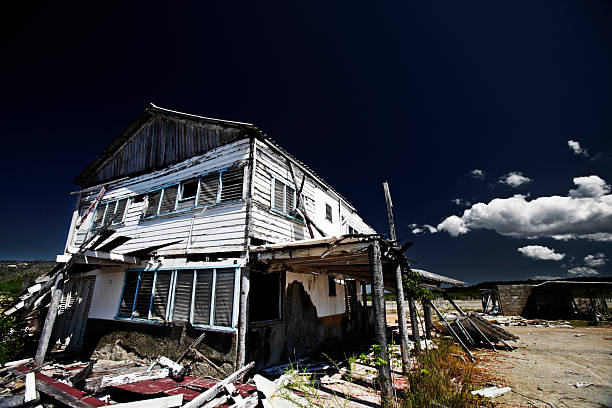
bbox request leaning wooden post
[236,267,250,370]
[408,297,422,353]
[422,300,433,339]
[382,181,411,374]
[368,240,393,404]
[34,271,64,366]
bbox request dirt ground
[477,324,612,408]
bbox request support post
[361,280,369,332]
[382,181,411,374]
[368,240,393,404]
[236,267,250,370]
[422,301,433,339]
[34,271,64,366]
[408,297,422,353]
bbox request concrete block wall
[497,284,533,316]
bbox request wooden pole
[34,271,64,366]
[422,301,433,339]
[442,292,497,351]
[408,297,422,353]
[236,267,250,370]
[368,240,393,405]
[361,280,369,332]
[382,181,411,374]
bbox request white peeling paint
[286,271,350,317]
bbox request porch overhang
[248,235,465,290]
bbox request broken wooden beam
[109,394,183,408]
[177,332,206,363]
[183,362,255,408]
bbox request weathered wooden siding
[78,113,251,187]
[70,139,250,256]
[249,139,374,243]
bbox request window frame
[328,275,337,297]
[89,197,130,231]
[115,266,241,333]
[141,166,246,221]
[325,203,333,223]
[270,177,306,224]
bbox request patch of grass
[0,315,27,365]
[398,341,494,408]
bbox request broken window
[249,272,282,322]
[91,198,129,229]
[328,275,337,296]
[325,203,333,223]
[347,225,358,234]
[177,179,198,210]
[117,267,240,330]
[142,166,245,219]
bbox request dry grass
[398,341,494,408]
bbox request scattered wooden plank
[253,374,303,408]
[99,368,170,390]
[202,394,229,408]
[228,393,258,408]
[107,394,183,408]
[154,356,185,379]
[24,372,37,403]
[183,362,254,408]
[36,380,93,408]
[191,348,228,377]
[69,360,96,386]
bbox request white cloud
[517,245,565,261]
[411,227,423,234]
[499,171,532,188]
[424,224,438,233]
[569,175,610,198]
[468,169,485,180]
[568,140,588,157]
[567,267,599,277]
[584,253,607,267]
[436,176,612,241]
[451,198,472,207]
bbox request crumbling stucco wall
[285,271,347,317]
[85,319,237,376]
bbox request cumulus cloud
[567,266,599,277]
[410,224,438,235]
[451,198,472,207]
[499,171,532,188]
[569,175,610,198]
[568,140,588,157]
[436,176,612,241]
[424,224,438,233]
[517,245,565,261]
[468,169,485,180]
[584,253,607,267]
[411,227,423,234]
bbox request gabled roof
[74,104,259,187]
[74,104,359,211]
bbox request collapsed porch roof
[249,235,466,290]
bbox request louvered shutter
[118,273,139,318]
[113,198,128,224]
[199,174,219,205]
[193,270,213,325]
[145,191,162,217]
[159,186,178,214]
[220,168,244,202]
[92,203,106,228]
[214,268,236,327]
[285,185,295,213]
[151,271,172,320]
[273,180,284,211]
[133,272,154,318]
[172,271,194,322]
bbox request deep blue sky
[1,1,610,284]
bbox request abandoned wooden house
[49,104,463,375]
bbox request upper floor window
[117,267,239,331]
[325,203,333,223]
[91,198,129,229]
[143,166,245,219]
[271,178,296,216]
[347,225,358,235]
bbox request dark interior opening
[181,179,199,200]
[249,271,281,321]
